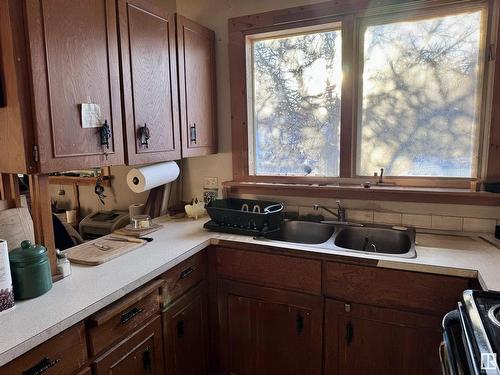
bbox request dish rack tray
[205,198,284,234]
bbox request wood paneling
[119,0,181,165]
[163,282,209,375]
[217,280,323,375]
[29,174,57,275]
[25,0,124,172]
[0,0,35,174]
[93,315,164,375]
[0,323,87,375]
[215,246,322,295]
[324,261,469,315]
[87,280,163,356]
[160,251,206,307]
[177,15,217,157]
[223,180,500,206]
[325,299,442,375]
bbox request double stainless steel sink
[260,220,416,258]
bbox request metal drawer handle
[189,123,197,144]
[179,267,194,279]
[120,307,144,325]
[23,357,60,375]
[346,321,354,345]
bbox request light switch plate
[203,176,218,189]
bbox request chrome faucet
[313,200,346,223]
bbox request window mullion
[339,15,355,178]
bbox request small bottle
[56,250,71,278]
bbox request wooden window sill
[222,181,500,206]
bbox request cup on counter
[131,214,152,229]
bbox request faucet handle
[336,200,342,208]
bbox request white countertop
[0,217,499,366]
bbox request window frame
[229,0,499,191]
[246,22,344,178]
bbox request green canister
[9,240,52,299]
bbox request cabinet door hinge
[33,145,39,162]
[489,44,495,62]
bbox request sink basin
[264,221,335,244]
[334,226,412,255]
[259,220,416,258]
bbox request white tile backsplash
[347,210,374,223]
[431,215,463,231]
[463,217,497,233]
[373,212,402,226]
[402,214,432,229]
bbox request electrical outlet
[203,176,218,189]
[203,189,218,204]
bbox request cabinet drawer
[324,262,470,314]
[87,279,163,356]
[215,247,322,295]
[93,315,164,375]
[161,251,206,306]
[0,323,87,375]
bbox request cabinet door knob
[142,347,152,372]
[138,123,151,149]
[296,312,304,336]
[99,120,112,149]
[190,123,197,144]
[346,321,354,345]
[177,320,185,338]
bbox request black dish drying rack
[204,198,284,236]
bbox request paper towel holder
[133,177,140,185]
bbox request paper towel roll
[0,239,14,312]
[129,203,145,218]
[127,161,180,193]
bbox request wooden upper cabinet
[176,15,217,158]
[24,0,124,172]
[118,0,181,165]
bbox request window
[357,10,485,178]
[247,26,342,177]
[234,1,494,187]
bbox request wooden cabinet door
[176,15,217,157]
[163,282,209,375]
[118,0,181,165]
[24,0,124,172]
[324,299,442,375]
[218,280,323,375]
[93,315,164,375]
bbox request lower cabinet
[93,315,164,375]
[324,299,443,375]
[217,279,323,375]
[162,281,210,375]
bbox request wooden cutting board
[0,207,35,251]
[66,237,146,266]
[113,223,162,237]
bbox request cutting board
[66,237,146,266]
[113,223,162,237]
[0,207,35,251]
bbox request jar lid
[9,240,48,264]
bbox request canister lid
[9,240,48,264]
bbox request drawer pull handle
[120,307,144,324]
[179,267,194,279]
[23,357,60,375]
